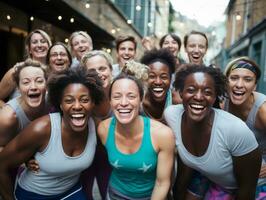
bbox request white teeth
[190,104,204,109]
[118,109,130,113]
[71,114,84,118]
[153,88,163,92]
[233,91,244,95]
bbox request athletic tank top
[6,98,30,132]
[224,92,266,155]
[18,112,97,195]
[105,116,158,198]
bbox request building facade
[221,0,266,93]
[0,0,171,79]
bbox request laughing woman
[0,67,104,200]
[0,29,51,106]
[224,57,266,196]
[0,59,48,148]
[164,65,261,200]
[140,48,176,123]
[98,72,175,200]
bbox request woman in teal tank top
[98,72,175,200]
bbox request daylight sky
[170,0,230,27]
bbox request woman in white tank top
[0,67,105,200]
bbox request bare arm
[172,155,194,200]
[232,148,261,200]
[0,115,50,199]
[151,123,175,200]
[0,67,17,101]
[0,105,18,147]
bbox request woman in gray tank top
[0,59,48,149]
[0,67,105,200]
[225,56,266,187]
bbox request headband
[230,61,257,76]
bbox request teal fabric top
[105,116,158,198]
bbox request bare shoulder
[150,119,175,150]
[97,117,112,145]
[0,105,18,131]
[15,115,51,150]
[256,101,266,130]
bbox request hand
[26,159,40,173]
[141,37,154,51]
[259,164,266,178]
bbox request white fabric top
[112,63,121,77]
[164,105,258,189]
[18,112,97,195]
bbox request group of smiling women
[0,28,265,200]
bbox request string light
[85,3,90,8]
[111,29,116,34]
[136,5,141,11]
[107,48,111,53]
[65,38,69,43]
[70,18,74,23]
[147,22,152,27]
[30,16,34,21]
[6,15,11,20]
[58,16,62,20]
[127,19,132,24]
[236,13,241,20]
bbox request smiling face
[61,83,94,132]
[19,66,46,108]
[181,72,216,122]
[117,41,136,67]
[147,61,171,103]
[71,34,92,61]
[161,35,180,57]
[228,68,256,106]
[84,55,112,89]
[49,45,70,72]
[110,78,141,125]
[185,34,207,65]
[29,33,49,61]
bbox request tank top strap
[165,90,172,108]
[141,116,155,152]
[47,113,61,150]
[246,93,266,126]
[6,98,30,131]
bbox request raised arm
[0,115,51,200]
[0,67,17,102]
[151,123,175,200]
[232,147,261,200]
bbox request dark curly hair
[109,72,144,101]
[140,48,176,75]
[48,67,104,112]
[174,64,227,98]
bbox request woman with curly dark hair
[140,48,177,123]
[0,67,104,200]
[164,65,261,200]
